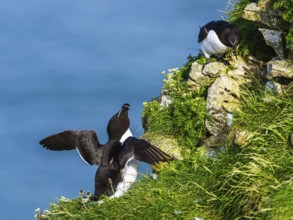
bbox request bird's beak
[122,103,130,109]
[118,103,130,119]
[230,41,237,52]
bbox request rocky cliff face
[143,0,292,157]
[242,0,293,93]
[243,0,289,59]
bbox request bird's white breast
[201,30,230,58]
[119,128,133,144]
[110,158,139,199]
[109,128,139,199]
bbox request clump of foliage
[226,0,276,60]
[142,55,207,150]
[274,0,293,50]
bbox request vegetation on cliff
[35,58,293,219]
[142,55,207,150]
[227,0,293,59]
[274,0,293,50]
[35,0,293,219]
[227,0,276,60]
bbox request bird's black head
[118,103,130,119]
[225,26,240,51]
[107,103,130,141]
[122,103,130,110]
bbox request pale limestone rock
[243,0,288,58]
[188,62,204,81]
[142,132,183,160]
[187,59,250,144]
[227,56,259,82]
[158,73,174,107]
[243,1,286,30]
[259,28,285,59]
[207,75,240,111]
[234,130,254,146]
[265,60,293,94]
[202,62,227,78]
[267,60,293,79]
[205,109,229,137]
[205,75,240,136]
[265,80,275,90]
[243,3,261,22]
[187,61,213,90]
[265,80,284,94]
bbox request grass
[35,160,220,220]
[265,178,293,219]
[211,82,293,219]
[35,77,293,219]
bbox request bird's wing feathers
[39,130,79,150]
[119,137,173,167]
[198,27,209,43]
[198,20,215,42]
[213,20,234,37]
[39,130,102,165]
[100,140,122,167]
[198,20,236,43]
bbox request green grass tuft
[265,178,293,219]
[142,55,207,150]
[35,160,220,220]
[215,81,293,219]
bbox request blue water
[0,1,227,219]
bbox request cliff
[35,0,293,219]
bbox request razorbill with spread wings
[39,103,172,200]
[198,20,240,59]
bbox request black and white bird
[198,20,240,59]
[39,103,172,201]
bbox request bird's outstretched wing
[117,137,173,168]
[39,130,103,165]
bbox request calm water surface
[0,1,227,219]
